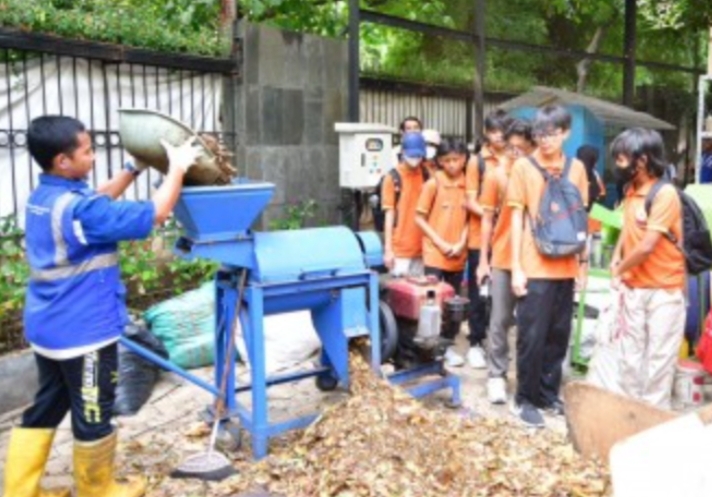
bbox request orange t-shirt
[417,171,468,271]
[466,148,504,250]
[480,161,514,270]
[381,164,427,258]
[507,155,589,280]
[621,181,684,290]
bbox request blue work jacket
[24,174,155,354]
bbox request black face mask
[614,165,637,191]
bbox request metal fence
[360,76,514,143]
[0,28,238,223]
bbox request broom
[170,270,248,481]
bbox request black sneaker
[542,399,565,417]
[510,401,545,428]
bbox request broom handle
[213,270,248,430]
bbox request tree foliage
[242,0,709,99]
[0,0,227,56]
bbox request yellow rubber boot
[73,432,146,497]
[3,427,71,497]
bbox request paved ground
[0,328,575,496]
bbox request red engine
[384,276,455,321]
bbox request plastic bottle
[416,290,441,343]
[480,277,491,298]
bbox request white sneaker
[466,345,487,369]
[444,347,465,367]
[487,377,507,405]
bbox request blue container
[173,178,275,241]
[510,105,606,176]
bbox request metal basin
[118,108,231,185]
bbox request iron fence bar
[56,54,63,115]
[360,75,516,101]
[0,28,236,75]
[39,53,47,114]
[72,57,79,117]
[21,52,33,190]
[360,9,705,75]
[5,49,17,215]
[348,0,360,122]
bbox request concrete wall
[229,22,348,228]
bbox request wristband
[124,161,142,178]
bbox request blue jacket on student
[23,174,155,354]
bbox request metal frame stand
[388,362,461,407]
[213,267,381,460]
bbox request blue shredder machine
[120,179,382,459]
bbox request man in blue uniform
[3,115,201,497]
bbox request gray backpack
[527,156,588,258]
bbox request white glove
[160,137,202,174]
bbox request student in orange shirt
[464,109,512,369]
[477,119,536,404]
[416,138,470,367]
[507,105,589,428]
[382,132,429,276]
[610,128,685,410]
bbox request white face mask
[405,157,422,168]
[426,146,437,160]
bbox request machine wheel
[315,374,339,392]
[379,300,399,363]
[215,420,242,452]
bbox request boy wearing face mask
[464,109,512,370]
[610,128,685,410]
[382,132,429,276]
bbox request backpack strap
[526,156,551,181]
[562,156,573,179]
[644,180,682,247]
[478,154,486,195]
[389,168,402,227]
[422,165,430,182]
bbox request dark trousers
[515,279,575,407]
[466,249,488,346]
[21,343,118,442]
[424,266,464,340]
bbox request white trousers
[619,286,686,410]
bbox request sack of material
[586,291,625,395]
[114,320,169,416]
[144,282,215,370]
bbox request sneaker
[510,401,545,428]
[486,377,507,405]
[444,347,465,368]
[466,345,487,369]
[543,399,565,417]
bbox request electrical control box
[335,122,397,189]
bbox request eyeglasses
[533,129,564,141]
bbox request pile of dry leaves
[215,354,611,497]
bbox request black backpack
[527,156,589,258]
[644,181,712,275]
[372,166,430,232]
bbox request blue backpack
[527,156,588,258]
